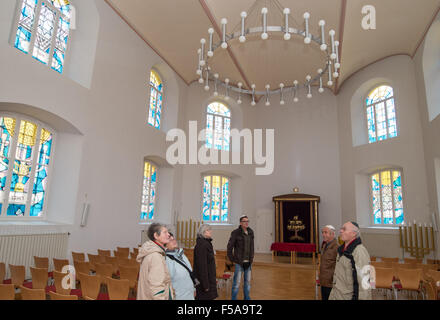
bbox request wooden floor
[216,253,317,300]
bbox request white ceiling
[105,0,440,94]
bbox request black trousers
[321,286,332,300]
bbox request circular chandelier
[196,2,341,106]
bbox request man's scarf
[337,237,362,300]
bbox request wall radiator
[0,233,69,279]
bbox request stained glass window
[202,175,229,223]
[0,115,54,218]
[148,70,163,129]
[370,169,404,225]
[206,102,231,151]
[14,0,71,74]
[140,162,157,221]
[366,85,398,144]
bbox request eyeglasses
[241,220,249,223]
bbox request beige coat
[329,243,372,300]
[136,240,174,300]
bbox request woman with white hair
[193,224,218,300]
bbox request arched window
[202,174,229,223]
[0,115,54,218]
[365,85,397,143]
[13,0,72,74]
[371,169,404,225]
[140,161,157,221]
[148,70,163,129]
[205,102,231,151]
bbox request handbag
[166,254,200,287]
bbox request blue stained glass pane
[50,0,71,18]
[206,114,213,149]
[148,87,157,127]
[395,211,404,224]
[7,204,26,216]
[367,106,376,143]
[223,118,230,151]
[155,92,162,129]
[221,177,229,222]
[14,0,38,54]
[202,176,211,221]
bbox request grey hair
[197,224,212,238]
[323,225,336,234]
[350,223,361,238]
[147,223,166,241]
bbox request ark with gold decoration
[272,193,320,247]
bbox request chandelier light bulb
[207,51,214,57]
[320,44,327,51]
[327,80,333,86]
[265,84,270,89]
[238,82,242,88]
[241,11,247,18]
[221,18,227,25]
[261,7,268,14]
[204,85,210,91]
[261,32,268,40]
[280,100,285,105]
[221,42,228,49]
[319,20,325,27]
[214,73,219,79]
[265,101,270,106]
[283,8,290,14]
[333,72,339,78]
[303,12,310,19]
[196,69,202,75]
[307,93,312,99]
[294,97,299,103]
[214,91,218,96]
[280,83,284,88]
[225,78,229,84]
[251,101,256,106]
[239,35,246,43]
[335,62,341,69]
[284,33,291,40]
[319,87,324,93]
[237,99,242,105]
[318,68,323,74]
[331,53,337,60]
[304,37,311,44]
[200,38,206,44]
[251,84,256,89]
[199,60,205,67]
[293,80,298,86]
[306,75,311,81]
[329,29,335,36]
[198,78,204,84]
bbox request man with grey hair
[329,221,372,300]
[318,225,338,300]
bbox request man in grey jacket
[329,221,372,300]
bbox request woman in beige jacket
[137,223,174,300]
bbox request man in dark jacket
[227,215,254,300]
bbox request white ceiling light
[196,0,341,105]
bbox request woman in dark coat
[193,224,218,300]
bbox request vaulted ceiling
[105,0,440,94]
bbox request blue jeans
[231,263,252,300]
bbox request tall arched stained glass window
[202,174,229,223]
[13,0,72,74]
[366,85,397,143]
[140,161,157,221]
[206,102,231,151]
[371,169,404,225]
[0,115,54,218]
[148,70,163,129]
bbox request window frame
[139,160,159,222]
[11,0,73,74]
[364,84,399,144]
[148,69,164,130]
[205,101,231,151]
[0,112,56,221]
[200,173,231,224]
[369,168,405,227]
